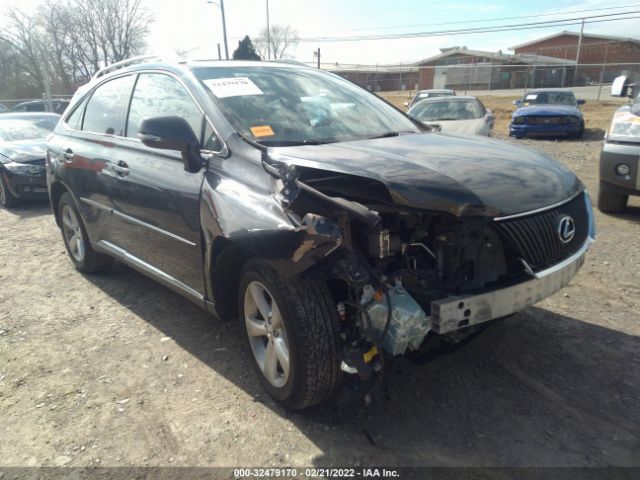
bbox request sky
[3,0,640,65]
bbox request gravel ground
[1,133,639,470]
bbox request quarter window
[83,75,135,136]
[65,98,87,130]
[126,73,205,144]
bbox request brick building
[412,47,572,90]
[330,31,640,92]
[511,31,640,84]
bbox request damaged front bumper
[431,239,591,334]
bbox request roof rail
[92,55,161,80]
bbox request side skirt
[94,239,218,315]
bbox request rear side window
[65,98,88,130]
[83,75,135,136]
[126,73,204,142]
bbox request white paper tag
[525,94,538,100]
[203,77,264,98]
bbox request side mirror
[577,99,586,105]
[513,100,521,107]
[403,101,409,107]
[138,116,202,173]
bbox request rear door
[49,74,136,243]
[103,72,213,294]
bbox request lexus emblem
[557,215,576,243]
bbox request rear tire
[597,187,627,213]
[58,192,113,273]
[238,260,341,410]
[0,175,19,208]
[575,122,585,138]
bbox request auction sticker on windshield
[203,77,264,98]
[250,125,275,137]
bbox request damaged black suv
[47,58,595,410]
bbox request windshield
[522,92,576,106]
[409,100,483,121]
[193,66,419,146]
[0,116,59,141]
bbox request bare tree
[1,8,47,93]
[255,24,299,60]
[1,0,153,96]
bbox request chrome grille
[494,192,589,270]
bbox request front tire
[597,186,627,213]
[58,192,113,273]
[0,175,19,208]
[238,260,341,410]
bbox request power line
[334,3,640,33]
[299,11,640,42]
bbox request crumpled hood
[514,105,581,117]
[270,132,583,217]
[0,140,46,164]
[422,118,485,135]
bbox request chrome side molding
[80,197,196,247]
[94,240,206,307]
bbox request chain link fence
[331,62,640,100]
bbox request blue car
[510,89,585,139]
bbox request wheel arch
[49,181,71,227]
[209,237,255,320]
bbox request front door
[104,72,211,294]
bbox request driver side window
[127,73,221,150]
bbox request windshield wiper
[366,130,416,140]
[257,138,338,147]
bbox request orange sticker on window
[250,125,275,137]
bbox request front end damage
[259,148,594,396]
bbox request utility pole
[266,0,271,60]
[575,18,585,63]
[220,0,229,60]
[217,43,222,60]
[313,48,320,69]
[208,0,229,60]
[597,42,610,101]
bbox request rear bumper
[431,239,591,334]
[510,123,581,137]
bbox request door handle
[110,161,129,176]
[63,148,74,163]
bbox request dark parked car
[11,100,70,115]
[0,113,60,207]
[510,89,585,139]
[598,75,640,212]
[47,59,595,409]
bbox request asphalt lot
[1,133,639,469]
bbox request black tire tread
[597,188,627,213]
[242,260,341,410]
[58,192,113,274]
[0,176,19,208]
